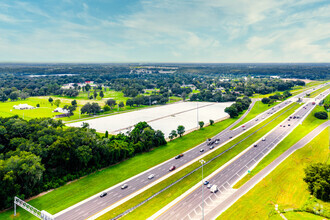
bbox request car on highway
[229,136,232,139]
[210,145,214,149]
[204,180,209,185]
[200,149,204,152]
[175,154,184,159]
[210,185,218,193]
[100,192,107,198]
[121,184,128,189]
[169,166,176,171]
[215,139,220,144]
[253,144,258,147]
[262,137,266,141]
[255,119,258,121]
[288,124,290,126]
[207,184,212,189]
[148,174,155,179]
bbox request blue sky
[0,0,329,62]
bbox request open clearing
[68,101,233,137]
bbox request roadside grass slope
[234,105,330,188]
[0,111,239,220]
[219,128,329,220]
[97,103,300,220]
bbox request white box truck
[210,185,218,193]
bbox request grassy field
[0,111,240,220]
[96,103,300,220]
[220,128,329,220]
[0,94,180,123]
[232,101,277,129]
[308,84,330,98]
[234,104,329,188]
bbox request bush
[314,111,328,119]
[304,163,330,201]
[261,97,270,104]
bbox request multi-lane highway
[54,84,328,220]
[156,89,330,220]
[204,120,330,220]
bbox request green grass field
[0,93,179,123]
[0,111,240,220]
[96,103,300,220]
[220,128,329,220]
[232,101,277,129]
[234,104,329,188]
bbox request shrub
[314,111,328,119]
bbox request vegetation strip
[0,113,239,219]
[233,100,330,188]
[97,103,299,220]
[219,129,329,220]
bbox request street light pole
[199,159,205,220]
[197,102,199,129]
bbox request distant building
[270,76,280,79]
[53,107,70,114]
[13,104,35,110]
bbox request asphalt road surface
[54,84,327,220]
[204,120,330,220]
[156,89,330,220]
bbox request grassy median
[234,105,330,188]
[309,84,330,98]
[233,101,277,129]
[97,103,300,220]
[0,111,240,220]
[220,128,329,220]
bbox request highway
[54,84,328,220]
[156,89,330,220]
[205,120,330,220]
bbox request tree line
[0,117,166,210]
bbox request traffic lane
[157,103,314,219]
[56,94,309,219]
[60,98,305,220]
[205,121,330,220]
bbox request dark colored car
[254,144,258,147]
[204,180,209,185]
[169,166,176,171]
[210,146,214,149]
[175,154,184,159]
[100,192,107,198]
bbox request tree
[177,125,185,137]
[63,105,76,116]
[99,91,104,99]
[93,90,98,99]
[105,131,109,138]
[118,101,124,108]
[314,111,328,119]
[126,99,134,107]
[71,100,77,106]
[304,163,330,201]
[54,99,61,107]
[103,105,111,112]
[209,119,214,125]
[225,106,239,118]
[199,121,204,129]
[48,97,53,105]
[262,97,270,104]
[9,91,19,101]
[0,91,8,102]
[169,130,177,140]
[36,104,40,107]
[106,99,117,109]
[19,92,29,100]
[89,95,93,100]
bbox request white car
[262,137,266,141]
[148,174,155,179]
[207,184,212,189]
[121,184,128,189]
[200,149,204,152]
